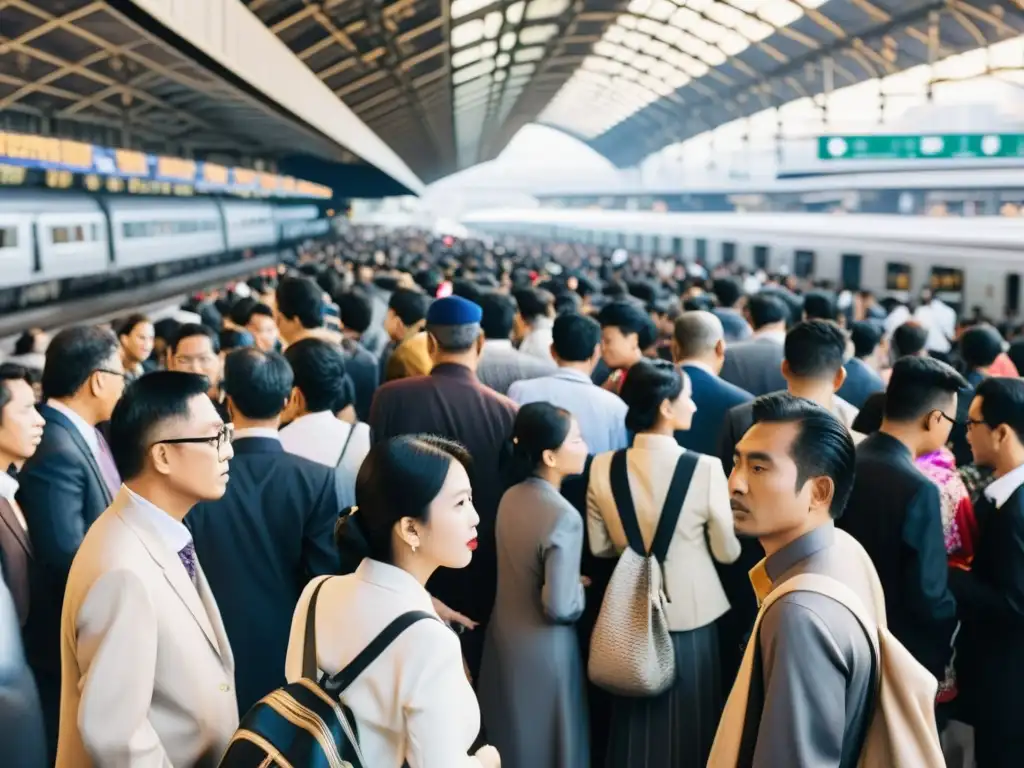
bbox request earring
[411,543,419,554]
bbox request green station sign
[818,133,1024,161]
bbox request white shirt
[913,299,957,354]
[985,462,1024,509]
[278,412,371,507]
[232,427,279,441]
[0,472,27,531]
[285,563,482,768]
[124,486,193,554]
[518,317,554,363]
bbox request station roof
[247,0,1024,180]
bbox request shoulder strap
[650,452,699,563]
[335,423,357,469]
[609,450,645,555]
[325,610,436,692]
[302,576,333,680]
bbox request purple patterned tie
[178,542,198,586]
[94,429,121,498]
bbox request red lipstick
[467,538,478,551]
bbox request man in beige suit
[57,371,239,767]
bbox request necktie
[178,541,198,586]
[94,429,121,498]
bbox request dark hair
[502,402,573,487]
[224,348,293,420]
[247,303,274,323]
[683,294,714,312]
[117,313,152,339]
[884,356,968,422]
[229,297,258,327]
[975,377,1024,444]
[750,393,856,517]
[276,276,324,330]
[784,320,847,379]
[960,325,1004,370]
[171,323,220,356]
[109,371,211,480]
[597,301,658,349]
[388,288,432,326]
[0,363,32,422]
[747,292,788,330]
[891,321,928,358]
[335,435,472,565]
[219,329,254,352]
[552,313,600,362]
[712,277,742,308]
[512,288,554,322]
[336,290,374,335]
[153,318,182,344]
[803,291,838,321]
[553,290,581,315]
[620,359,684,433]
[479,292,517,341]
[41,326,119,400]
[13,330,40,357]
[283,338,354,413]
[849,321,881,359]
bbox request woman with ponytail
[284,435,500,768]
[478,402,590,768]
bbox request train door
[695,238,707,264]
[753,245,769,271]
[841,254,863,290]
[1007,273,1021,318]
[794,250,815,279]
[722,241,736,265]
[671,237,683,259]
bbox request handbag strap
[335,423,357,469]
[302,576,332,680]
[324,611,436,692]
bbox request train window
[695,238,707,262]
[886,263,912,291]
[51,225,89,244]
[1007,274,1021,316]
[0,227,16,249]
[794,250,815,278]
[841,254,863,290]
[753,245,769,270]
[721,242,736,264]
[930,267,964,312]
[122,220,218,238]
[671,237,683,257]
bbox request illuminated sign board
[819,133,1024,161]
[0,130,332,199]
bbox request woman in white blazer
[285,435,500,768]
[587,359,741,768]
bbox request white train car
[108,198,226,268]
[462,208,1024,317]
[222,201,278,252]
[275,204,331,241]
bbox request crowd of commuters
[0,226,1022,767]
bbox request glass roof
[539,0,829,140]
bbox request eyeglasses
[94,368,127,379]
[965,417,986,429]
[153,423,234,454]
[935,410,959,426]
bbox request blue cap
[426,295,482,326]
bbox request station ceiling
[247,0,1024,181]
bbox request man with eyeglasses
[56,371,238,767]
[838,356,966,682]
[16,325,126,759]
[167,323,227,421]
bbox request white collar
[0,471,17,502]
[233,427,280,441]
[753,328,786,345]
[47,399,99,452]
[484,339,514,350]
[282,411,339,432]
[680,359,717,377]
[553,367,593,383]
[355,558,435,611]
[632,433,684,452]
[124,486,193,553]
[985,463,1024,509]
[529,316,554,332]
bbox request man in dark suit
[710,277,752,342]
[838,356,963,679]
[951,377,1024,767]
[335,289,381,422]
[0,363,45,628]
[838,321,885,409]
[370,295,518,678]
[16,326,125,754]
[187,348,340,715]
[719,292,789,396]
[0,572,46,768]
[670,310,751,456]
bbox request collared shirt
[518,317,554,363]
[232,427,280,442]
[758,522,836,597]
[509,367,629,455]
[124,486,193,554]
[279,412,370,508]
[985,462,1024,509]
[752,327,786,345]
[47,399,100,457]
[0,472,27,531]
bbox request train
[460,208,1024,319]
[0,191,331,312]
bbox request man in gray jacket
[720,292,790,396]
[0,573,46,767]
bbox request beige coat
[56,488,238,767]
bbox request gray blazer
[478,340,556,396]
[0,574,46,767]
[720,336,787,397]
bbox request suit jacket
[477,340,556,396]
[56,489,239,768]
[341,339,379,422]
[0,573,46,768]
[719,336,786,397]
[838,357,884,410]
[187,436,340,715]
[836,432,958,678]
[676,364,752,457]
[0,497,32,627]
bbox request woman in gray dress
[479,402,590,768]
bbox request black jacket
[677,364,751,458]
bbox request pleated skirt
[602,622,723,768]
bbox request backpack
[219,578,434,767]
[587,450,698,697]
[708,572,945,767]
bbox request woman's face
[666,372,697,431]
[123,322,155,364]
[412,459,479,570]
[549,418,588,477]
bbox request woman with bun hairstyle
[284,435,500,768]
[586,359,740,768]
[478,402,590,768]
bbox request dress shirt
[123,486,193,554]
[279,412,370,508]
[519,317,555,363]
[914,300,957,354]
[46,400,100,459]
[508,368,629,455]
[752,328,786,345]
[285,561,482,767]
[985,462,1024,509]
[0,472,26,531]
[232,427,280,441]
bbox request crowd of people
[1,226,1023,768]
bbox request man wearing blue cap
[370,295,518,678]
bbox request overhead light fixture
[451,19,485,48]
[519,23,559,45]
[483,10,503,39]
[525,0,570,21]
